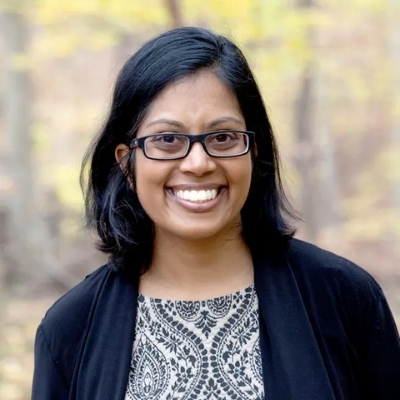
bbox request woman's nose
[178,142,217,176]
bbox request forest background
[0,0,399,398]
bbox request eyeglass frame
[129,130,255,160]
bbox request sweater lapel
[73,269,137,400]
[254,253,336,400]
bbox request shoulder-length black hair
[81,26,296,274]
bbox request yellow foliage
[6,53,31,71]
[52,165,83,211]
[34,0,165,27]
[322,0,385,14]
[184,0,287,43]
[343,209,400,241]
[32,122,50,153]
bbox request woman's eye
[216,134,229,142]
[160,135,176,143]
[214,132,235,142]
[151,134,178,143]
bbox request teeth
[173,189,218,202]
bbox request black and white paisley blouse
[125,285,264,400]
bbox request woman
[32,27,400,400]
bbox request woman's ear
[115,144,134,189]
[115,143,130,165]
[251,143,258,181]
[251,142,258,162]
[253,142,258,158]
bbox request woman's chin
[155,218,241,243]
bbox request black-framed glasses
[129,130,255,160]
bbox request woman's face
[116,71,253,242]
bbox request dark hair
[81,26,296,274]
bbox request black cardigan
[31,239,400,399]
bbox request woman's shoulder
[45,264,112,315]
[38,264,113,343]
[287,238,379,287]
[285,238,389,314]
[285,239,400,398]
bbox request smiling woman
[31,27,400,400]
[115,72,255,254]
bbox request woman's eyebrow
[145,119,184,128]
[144,116,244,130]
[207,117,245,129]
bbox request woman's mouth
[172,188,219,203]
[166,186,226,211]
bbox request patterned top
[125,285,264,400]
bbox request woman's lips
[172,188,219,202]
[166,187,227,212]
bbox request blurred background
[0,0,399,398]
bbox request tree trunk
[314,66,342,242]
[165,0,184,28]
[294,0,319,240]
[294,65,320,240]
[294,0,341,242]
[3,10,35,284]
[388,0,400,211]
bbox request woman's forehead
[139,72,244,130]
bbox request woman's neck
[139,228,254,301]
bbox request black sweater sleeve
[31,325,70,400]
[357,281,400,400]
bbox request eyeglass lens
[144,131,249,159]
